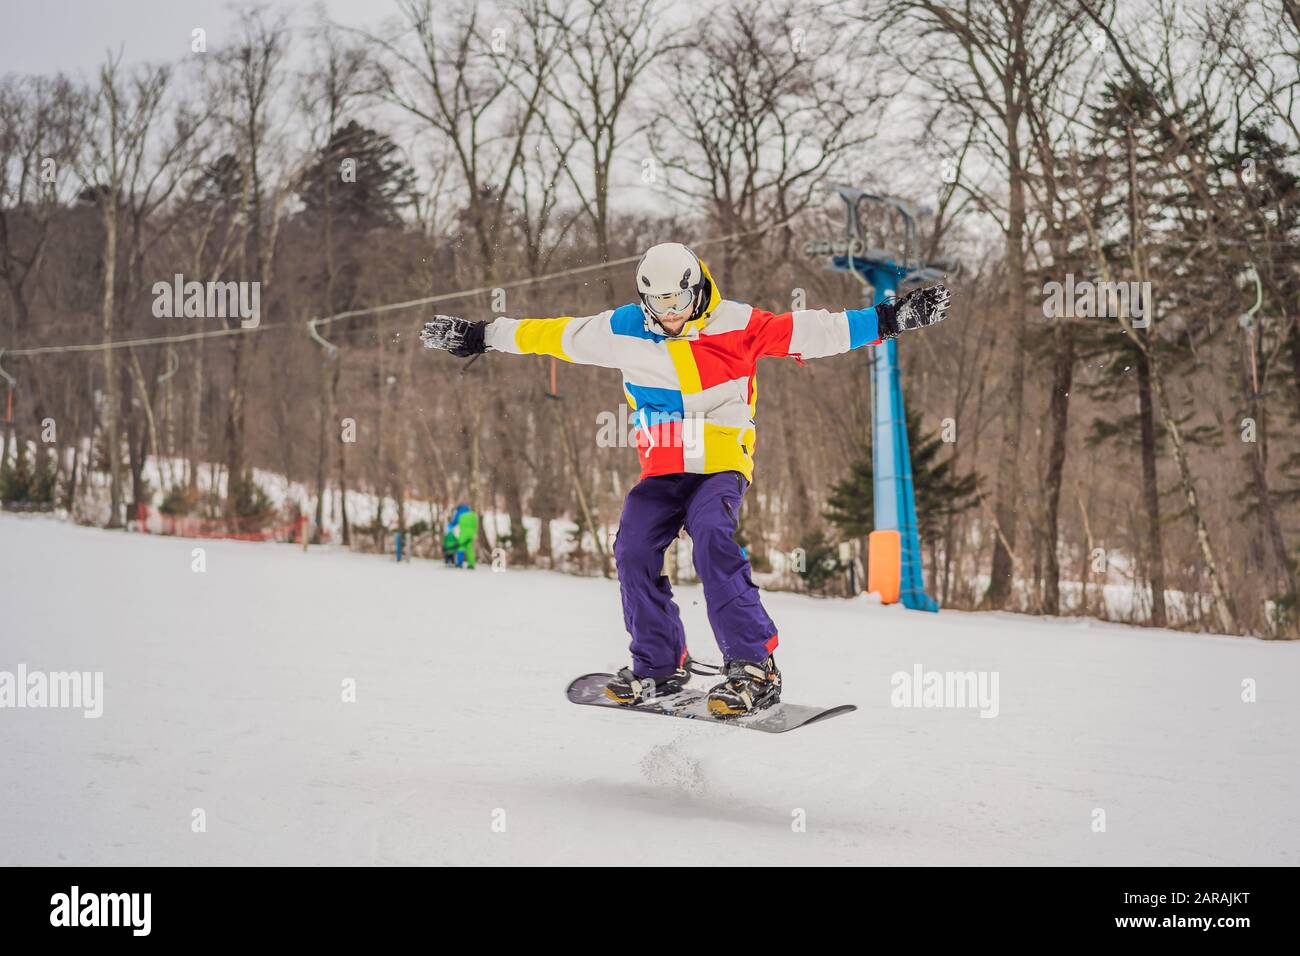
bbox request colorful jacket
[450,505,477,547]
[485,262,884,481]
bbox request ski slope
[1,512,1296,866]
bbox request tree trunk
[334,357,350,546]
[1042,322,1074,615]
[1287,324,1300,424]
[223,335,247,513]
[1134,345,1167,626]
[555,401,610,578]
[984,139,1028,609]
[313,356,339,540]
[489,363,529,565]
[780,385,812,535]
[1240,340,1296,632]
[188,342,204,489]
[100,196,123,528]
[1148,353,1237,634]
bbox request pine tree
[823,407,979,545]
[298,120,415,227]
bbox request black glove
[875,283,952,339]
[420,314,487,357]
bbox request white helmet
[636,242,710,330]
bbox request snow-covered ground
[21,442,1202,620]
[1,512,1296,865]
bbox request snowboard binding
[705,656,782,718]
[602,656,721,706]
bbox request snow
[1,512,1296,865]
[18,442,1220,622]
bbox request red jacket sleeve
[745,309,802,363]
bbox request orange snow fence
[868,530,901,605]
[133,504,308,543]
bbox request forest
[1,0,1297,637]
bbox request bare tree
[652,2,880,276]
[862,0,1097,610]
[214,8,295,514]
[299,22,367,540]
[0,76,83,334]
[533,0,676,290]
[78,54,179,526]
[364,0,548,278]
[0,74,83,468]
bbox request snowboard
[565,672,856,734]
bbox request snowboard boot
[706,655,782,718]
[603,663,690,705]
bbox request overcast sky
[0,0,964,248]
[0,0,378,76]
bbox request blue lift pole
[819,186,940,613]
[866,269,939,612]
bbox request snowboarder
[421,242,950,716]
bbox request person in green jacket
[441,523,459,566]
[448,503,477,569]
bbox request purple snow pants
[613,470,778,678]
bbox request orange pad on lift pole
[868,530,902,604]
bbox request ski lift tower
[803,185,954,612]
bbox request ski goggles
[642,287,696,317]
